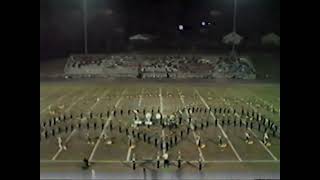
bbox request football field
[40,80,280,179]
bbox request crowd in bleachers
[63,54,256,79]
[138,55,212,79]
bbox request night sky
[40,0,280,60]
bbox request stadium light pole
[231,0,237,56]
[232,0,237,34]
[83,0,88,54]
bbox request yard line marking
[192,130,205,162]
[40,89,94,134]
[89,89,111,111]
[126,88,144,162]
[91,169,96,179]
[51,88,113,160]
[244,90,279,113]
[138,88,144,107]
[194,88,243,162]
[51,129,76,160]
[159,88,163,113]
[40,87,84,111]
[161,130,166,155]
[65,92,90,112]
[126,146,133,161]
[202,160,280,163]
[248,128,278,160]
[40,90,76,114]
[159,87,167,155]
[64,88,102,113]
[88,89,127,162]
[231,95,279,161]
[216,89,279,161]
[177,89,205,162]
[40,159,279,164]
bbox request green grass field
[40,80,280,177]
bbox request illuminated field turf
[40,81,280,178]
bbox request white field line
[40,90,76,114]
[215,90,279,161]
[159,88,166,155]
[228,95,279,161]
[138,88,144,107]
[126,88,144,162]
[91,169,96,179]
[88,89,127,162]
[64,88,104,113]
[89,89,111,111]
[40,159,279,164]
[192,129,205,162]
[126,146,133,161]
[177,89,205,162]
[194,88,242,162]
[236,87,279,113]
[236,96,280,126]
[248,94,279,113]
[51,129,77,160]
[51,88,113,160]
[159,88,163,113]
[161,130,166,155]
[65,91,92,113]
[40,89,99,134]
[248,128,278,160]
[201,160,280,163]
